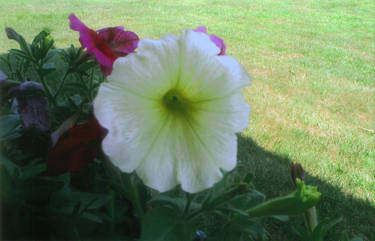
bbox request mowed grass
[1,0,374,240]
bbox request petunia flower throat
[162,88,195,117]
[94,29,250,193]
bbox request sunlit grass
[1,0,374,240]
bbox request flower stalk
[246,179,320,218]
[304,207,318,233]
[290,162,318,232]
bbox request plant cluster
[0,15,362,241]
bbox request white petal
[194,92,250,133]
[108,34,181,100]
[94,34,182,173]
[175,117,238,193]
[94,82,167,172]
[135,116,178,192]
[215,55,251,90]
[177,38,250,102]
[133,113,238,193]
[181,29,220,56]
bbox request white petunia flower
[94,29,250,193]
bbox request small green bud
[246,179,320,218]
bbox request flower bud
[246,179,320,218]
[290,162,305,187]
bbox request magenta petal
[69,14,117,69]
[68,14,140,77]
[90,49,114,67]
[112,31,139,55]
[194,26,207,33]
[77,30,116,67]
[209,34,226,56]
[98,27,139,56]
[100,65,113,77]
[69,14,88,32]
[97,26,124,37]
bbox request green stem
[75,72,91,102]
[106,160,144,217]
[187,208,203,221]
[54,70,70,100]
[72,225,82,241]
[126,174,144,217]
[129,176,144,217]
[182,193,192,217]
[38,69,55,106]
[304,207,318,233]
[88,69,94,101]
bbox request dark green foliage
[140,206,196,241]
[292,216,363,241]
[0,29,139,240]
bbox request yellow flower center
[162,89,194,116]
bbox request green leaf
[42,62,55,70]
[350,238,363,241]
[40,172,70,187]
[9,49,29,59]
[43,49,57,62]
[0,154,21,178]
[65,82,86,90]
[41,62,56,75]
[81,212,103,223]
[49,190,110,215]
[292,225,313,241]
[5,27,31,55]
[29,30,55,61]
[140,206,195,241]
[217,207,248,216]
[77,61,97,73]
[42,39,55,59]
[312,216,343,241]
[206,183,250,209]
[211,216,266,241]
[228,190,266,210]
[19,159,46,180]
[151,195,186,213]
[31,30,49,47]
[0,114,22,141]
[271,215,289,222]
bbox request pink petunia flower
[69,14,139,76]
[194,26,226,56]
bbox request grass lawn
[1,0,374,240]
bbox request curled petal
[97,27,139,57]
[69,14,117,74]
[69,13,88,32]
[69,14,139,77]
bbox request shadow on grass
[236,135,374,241]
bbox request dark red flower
[47,118,107,176]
